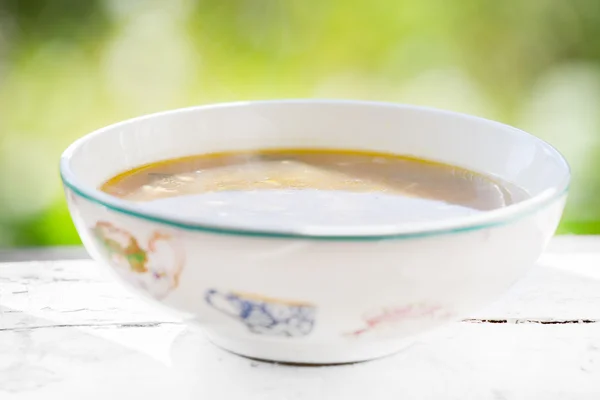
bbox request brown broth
[100,148,528,228]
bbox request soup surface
[101,149,528,231]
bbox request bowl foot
[204,330,415,365]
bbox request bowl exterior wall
[65,186,566,363]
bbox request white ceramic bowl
[60,100,570,364]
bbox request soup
[100,149,529,230]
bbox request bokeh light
[0,0,599,246]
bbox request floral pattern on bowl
[346,302,454,337]
[92,221,184,299]
[205,289,316,337]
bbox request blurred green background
[0,0,599,247]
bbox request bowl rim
[60,99,571,241]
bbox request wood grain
[1,236,599,399]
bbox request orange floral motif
[67,190,78,205]
[93,221,184,299]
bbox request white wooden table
[1,237,600,400]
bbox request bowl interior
[61,100,570,236]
